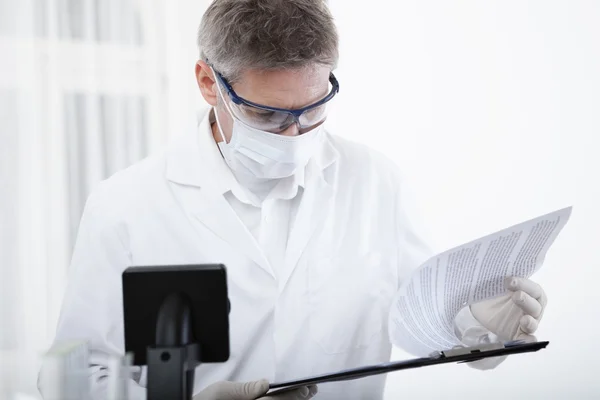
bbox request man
[42,0,547,399]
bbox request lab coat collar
[165,109,237,191]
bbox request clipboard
[268,341,549,395]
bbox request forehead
[231,65,331,110]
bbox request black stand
[147,293,201,400]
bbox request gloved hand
[470,276,547,342]
[192,379,317,400]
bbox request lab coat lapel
[166,110,275,279]
[280,176,334,291]
[189,188,274,278]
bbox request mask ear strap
[211,68,236,144]
[214,107,228,144]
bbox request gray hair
[197,0,339,82]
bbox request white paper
[388,207,572,356]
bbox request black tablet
[122,264,230,365]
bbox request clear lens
[229,102,288,132]
[229,101,329,133]
[299,103,328,127]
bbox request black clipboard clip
[430,340,526,363]
[268,341,549,394]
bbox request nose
[279,121,300,137]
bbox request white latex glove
[193,379,317,400]
[453,276,547,370]
[470,277,547,342]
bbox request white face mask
[213,74,324,180]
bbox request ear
[195,60,218,106]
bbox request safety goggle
[213,69,340,134]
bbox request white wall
[326,0,600,398]
[160,0,209,138]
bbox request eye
[244,108,274,120]
[253,110,274,117]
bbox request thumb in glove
[193,379,269,400]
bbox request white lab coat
[45,111,437,400]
